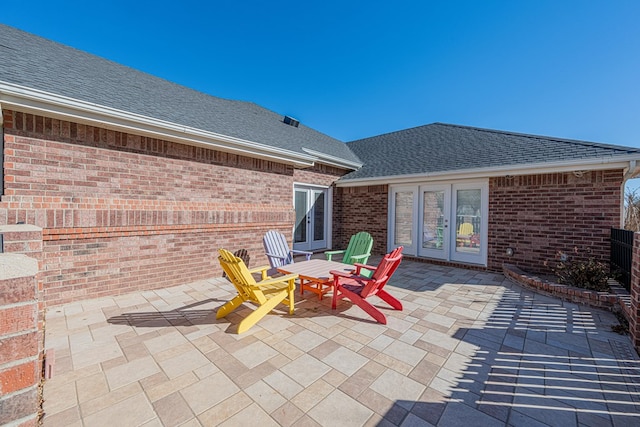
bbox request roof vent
[283,116,299,128]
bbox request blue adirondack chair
[263,230,312,270]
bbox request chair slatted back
[263,230,293,268]
[458,222,474,235]
[218,249,267,305]
[361,246,403,298]
[342,231,373,265]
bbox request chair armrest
[247,265,271,274]
[248,265,271,281]
[291,250,313,260]
[353,262,375,275]
[330,269,372,281]
[349,254,370,262]
[324,249,345,261]
[265,252,288,260]
[255,274,299,288]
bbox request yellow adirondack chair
[217,248,298,333]
[456,222,474,247]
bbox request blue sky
[2,1,640,188]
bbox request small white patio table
[277,259,354,300]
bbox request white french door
[389,181,488,265]
[293,185,329,251]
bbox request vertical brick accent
[0,254,40,427]
[630,233,640,353]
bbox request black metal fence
[610,227,634,291]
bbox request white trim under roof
[0,81,323,168]
[335,157,640,187]
[301,148,362,170]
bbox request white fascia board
[335,156,640,187]
[0,81,316,168]
[301,148,362,170]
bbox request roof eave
[335,156,640,187]
[301,148,362,171]
[0,81,318,168]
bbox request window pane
[394,191,413,246]
[422,191,444,250]
[455,189,481,253]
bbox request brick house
[336,124,640,273]
[1,22,640,308]
[3,23,640,425]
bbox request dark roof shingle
[0,24,361,166]
[343,123,640,180]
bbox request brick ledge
[503,263,632,322]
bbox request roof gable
[0,24,361,168]
[343,123,640,181]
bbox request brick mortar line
[0,300,38,310]
[0,355,39,370]
[42,222,288,240]
[0,413,39,426]
[0,328,39,340]
[0,384,39,403]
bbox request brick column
[630,233,640,353]
[0,254,40,426]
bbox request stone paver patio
[41,259,640,426]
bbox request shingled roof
[342,123,640,182]
[0,24,361,169]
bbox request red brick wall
[489,170,623,273]
[294,164,345,187]
[1,110,342,306]
[333,185,389,255]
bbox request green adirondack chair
[325,231,373,266]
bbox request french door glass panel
[312,191,325,242]
[419,187,450,259]
[450,183,486,264]
[454,189,481,255]
[390,187,417,255]
[394,192,413,247]
[294,190,308,244]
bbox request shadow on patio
[106,295,355,334]
[380,286,640,426]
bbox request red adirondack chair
[329,246,403,324]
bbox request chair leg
[237,292,287,334]
[216,295,245,319]
[287,279,295,315]
[354,298,387,324]
[340,288,387,324]
[331,284,342,309]
[377,290,403,310]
